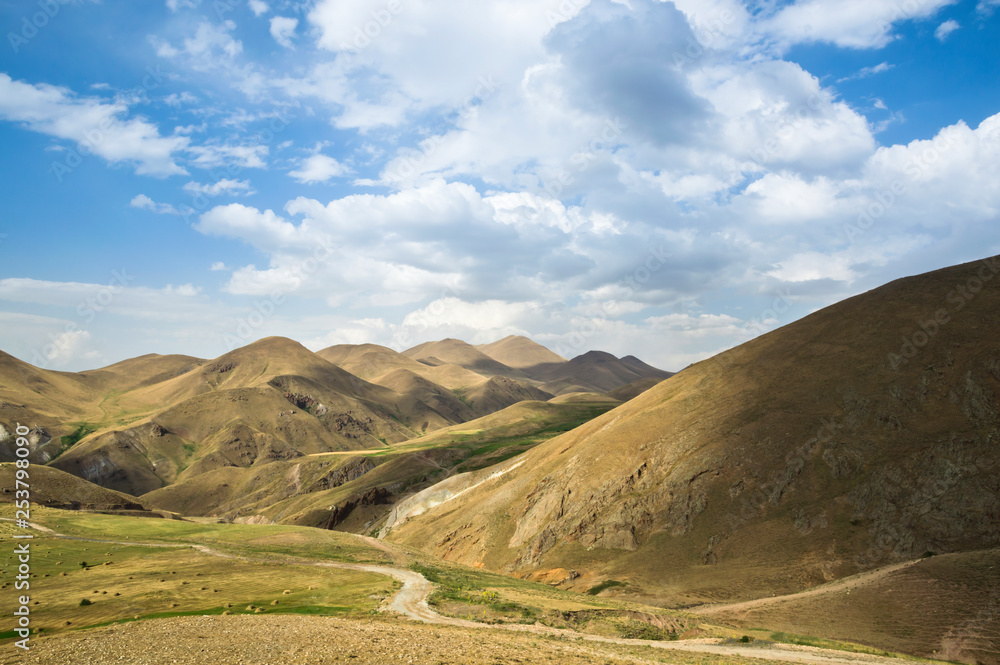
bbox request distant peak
[572,350,618,363]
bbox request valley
[1,257,999,664]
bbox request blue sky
[1,0,998,372]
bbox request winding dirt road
[689,558,925,617]
[12,519,924,665]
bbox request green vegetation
[451,387,474,408]
[61,423,96,449]
[0,505,397,640]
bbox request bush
[740,635,754,643]
[79,599,92,606]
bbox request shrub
[79,599,92,606]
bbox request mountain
[524,350,674,395]
[605,377,666,402]
[317,343,493,391]
[0,463,153,513]
[403,338,529,380]
[475,335,567,369]
[43,337,424,496]
[384,255,1000,615]
[0,332,674,534]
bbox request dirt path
[11,519,921,665]
[689,558,925,616]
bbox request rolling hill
[384,255,1000,645]
[1,333,661,532]
[475,335,568,369]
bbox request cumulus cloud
[761,0,959,50]
[249,0,269,17]
[0,74,188,176]
[289,154,348,183]
[130,194,179,214]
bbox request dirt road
[12,519,925,665]
[689,558,925,617]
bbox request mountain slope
[526,350,674,395]
[403,339,528,380]
[47,338,422,495]
[476,335,567,369]
[385,255,1000,610]
[317,343,490,391]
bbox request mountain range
[0,333,670,526]
[2,255,998,663]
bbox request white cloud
[0,74,188,176]
[837,62,893,83]
[0,278,212,323]
[270,16,298,48]
[288,154,348,183]
[166,0,198,11]
[183,178,255,196]
[196,204,306,249]
[934,19,960,41]
[130,194,179,215]
[762,0,958,50]
[154,21,242,65]
[977,0,1000,16]
[41,330,101,369]
[187,143,268,169]
[738,174,841,224]
[249,0,269,17]
[210,262,229,271]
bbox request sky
[0,0,998,373]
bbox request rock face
[386,255,1000,605]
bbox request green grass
[0,505,397,640]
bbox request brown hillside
[0,462,150,511]
[386,255,1000,616]
[476,335,567,369]
[403,339,528,380]
[527,350,673,395]
[606,377,665,402]
[318,342,487,391]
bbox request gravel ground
[2,614,650,665]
